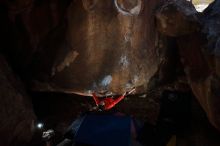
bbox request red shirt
[92,93,125,110]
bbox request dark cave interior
[1,0,220,146]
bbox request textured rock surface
[1,0,185,98]
[197,0,220,131]
[29,0,167,96]
[156,0,199,37]
[156,0,220,131]
[0,55,36,146]
[0,0,71,70]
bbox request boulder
[28,0,167,96]
[156,0,220,131]
[156,0,199,37]
[0,55,36,146]
[1,0,71,70]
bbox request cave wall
[156,0,220,131]
[0,0,71,70]
[0,0,220,145]
[0,55,36,146]
[1,0,174,96]
[176,0,220,131]
[0,0,174,145]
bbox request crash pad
[75,114,131,146]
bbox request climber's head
[98,101,105,111]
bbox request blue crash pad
[75,114,131,146]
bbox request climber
[92,87,136,111]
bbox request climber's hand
[123,87,136,96]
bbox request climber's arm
[111,87,136,106]
[112,95,126,106]
[92,93,100,105]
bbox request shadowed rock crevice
[0,55,36,146]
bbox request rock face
[0,55,36,146]
[156,0,199,37]
[156,0,220,131]
[0,0,71,70]
[198,0,220,131]
[29,0,167,96]
[0,0,187,97]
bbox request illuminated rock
[29,0,167,96]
